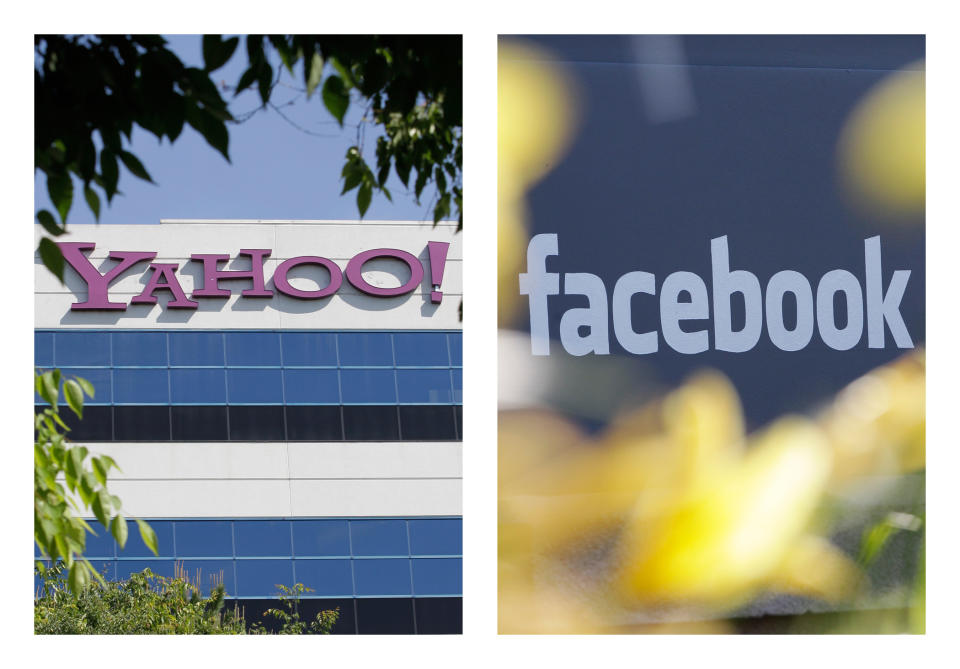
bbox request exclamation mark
[427,241,450,304]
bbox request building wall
[34,221,463,634]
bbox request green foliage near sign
[34,563,340,634]
[34,369,158,593]
[34,34,462,281]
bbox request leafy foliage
[35,564,338,634]
[238,35,462,227]
[34,369,158,593]
[249,583,339,635]
[34,35,462,280]
[34,35,234,281]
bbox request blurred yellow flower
[838,61,925,222]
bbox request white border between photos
[3,2,957,668]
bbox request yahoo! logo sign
[58,241,451,311]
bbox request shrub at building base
[34,563,338,635]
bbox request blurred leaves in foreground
[499,351,925,633]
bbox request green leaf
[111,514,129,550]
[341,167,363,194]
[91,457,108,487]
[68,562,88,593]
[357,182,372,218]
[37,209,66,236]
[100,149,119,201]
[63,379,84,419]
[136,519,159,556]
[305,51,324,99]
[39,370,59,407]
[235,66,258,96]
[91,491,109,528]
[38,238,65,283]
[202,35,238,72]
[322,75,349,125]
[47,172,73,224]
[118,151,153,183]
[75,376,95,399]
[186,104,230,162]
[83,185,101,221]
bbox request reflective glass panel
[396,369,452,403]
[293,559,354,597]
[175,520,234,558]
[113,368,169,404]
[280,332,338,366]
[340,369,397,404]
[353,558,412,596]
[118,520,174,558]
[408,518,462,556]
[393,333,449,366]
[412,558,462,596]
[292,520,351,557]
[169,332,224,366]
[283,369,340,404]
[226,369,284,404]
[112,332,167,366]
[171,368,226,404]
[35,332,54,367]
[236,559,294,597]
[350,519,408,556]
[337,333,393,366]
[55,331,110,366]
[225,332,281,366]
[234,520,292,557]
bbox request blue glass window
[113,368,169,404]
[58,368,112,405]
[293,559,354,597]
[169,332,223,366]
[236,559,294,597]
[408,518,462,556]
[292,520,351,557]
[353,558,412,596]
[118,520,174,558]
[35,332,54,367]
[340,369,397,404]
[55,331,110,366]
[412,558,461,596]
[171,368,226,404]
[225,332,281,366]
[281,333,337,366]
[338,333,393,366]
[393,333,449,366]
[117,560,175,580]
[180,559,236,596]
[234,520,292,557]
[448,333,462,366]
[226,369,283,404]
[451,369,462,404]
[112,332,167,366]
[350,519,408,556]
[175,520,233,558]
[283,369,340,404]
[84,526,117,558]
[396,370,452,404]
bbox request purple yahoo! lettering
[273,256,343,299]
[131,263,199,309]
[58,242,156,311]
[345,248,424,297]
[190,249,273,298]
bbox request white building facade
[35,220,463,634]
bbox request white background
[6,3,959,667]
